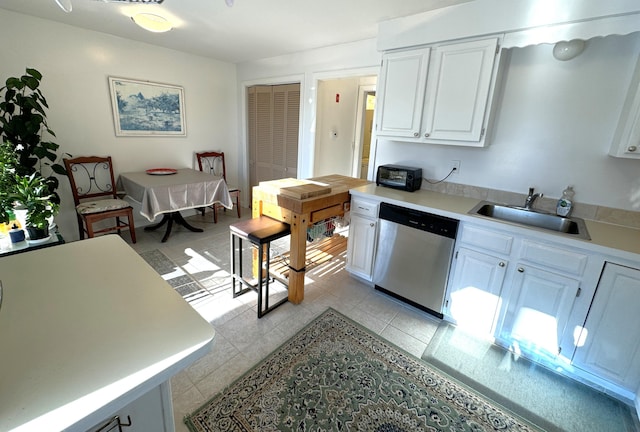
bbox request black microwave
[376,165,423,192]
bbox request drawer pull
[518,267,525,273]
[498,262,505,267]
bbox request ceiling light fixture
[552,39,586,61]
[131,13,173,33]
[55,0,72,13]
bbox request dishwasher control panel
[378,202,458,239]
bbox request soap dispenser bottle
[556,186,574,217]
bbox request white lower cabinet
[445,247,507,335]
[445,221,640,402]
[572,263,640,392]
[497,264,580,358]
[86,382,174,432]
[345,198,379,281]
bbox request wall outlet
[451,160,460,174]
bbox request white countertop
[0,236,215,432]
[350,184,640,261]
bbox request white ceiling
[0,0,471,64]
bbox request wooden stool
[230,216,290,318]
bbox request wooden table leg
[287,211,309,304]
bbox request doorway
[354,88,376,180]
[313,76,376,178]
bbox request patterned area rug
[184,308,543,432]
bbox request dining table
[252,174,372,304]
[119,168,233,242]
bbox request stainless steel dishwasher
[373,202,458,318]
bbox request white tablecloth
[119,168,233,221]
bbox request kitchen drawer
[351,198,379,218]
[519,240,588,277]
[458,224,513,255]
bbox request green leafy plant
[10,173,59,229]
[0,68,67,203]
[0,141,18,224]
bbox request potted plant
[0,141,18,226]
[10,173,59,240]
[0,68,67,204]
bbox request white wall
[314,78,360,177]
[238,32,640,212]
[236,39,381,184]
[374,33,640,210]
[3,8,638,243]
[0,10,238,240]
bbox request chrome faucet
[524,187,543,210]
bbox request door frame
[310,67,379,178]
[352,85,376,179]
[240,74,304,207]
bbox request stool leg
[264,243,270,313]
[257,243,264,318]
[231,232,238,296]
[231,233,245,298]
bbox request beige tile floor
[125,207,441,432]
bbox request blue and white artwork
[109,77,186,136]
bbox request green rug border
[183,307,546,432]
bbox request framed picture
[108,77,186,136]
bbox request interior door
[247,84,300,192]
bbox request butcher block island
[252,175,372,303]
[0,236,215,432]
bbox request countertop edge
[350,184,640,262]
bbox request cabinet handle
[370,223,375,227]
[424,133,430,138]
[498,261,505,267]
[413,132,419,137]
[518,267,524,273]
[628,145,637,152]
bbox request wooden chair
[195,151,241,223]
[63,156,136,243]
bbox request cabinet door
[376,48,430,138]
[499,264,580,358]
[86,383,173,432]
[345,214,377,280]
[572,263,640,390]
[423,38,498,142]
[445,247,507,335]
[609,54,640,159]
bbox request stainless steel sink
[469,201,591,240]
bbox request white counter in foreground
[0,236,215,432]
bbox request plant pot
[13,208,27,230]
[26,225,49,241]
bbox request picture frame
[108,77,186,136]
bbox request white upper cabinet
[610,54,640,159]
[376,37,501,147]
[376,48,430,138]
[423,38,499,143]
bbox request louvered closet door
[273,84,299,180]
[248,84,300,191]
